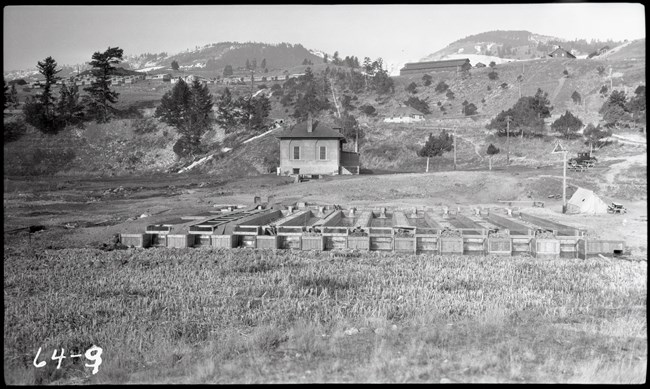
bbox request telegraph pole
[562,149,567,213]
[453,127,457,170]
[506,115,511,164]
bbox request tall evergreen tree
[56,83,83,126]
[84,47,124,123]
[223,64,233,77]
[215,87,239,132]
[37,56,61,119]
[261,58,267,69]
[155,78,214,156]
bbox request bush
[500,83,508,89]
[488,71,498,80]
[133,117,158,134]
[435,81,449,93]
[404,97,431,114]
[173,136,201,158]
[405,82,418,94]
[359,104,377,116]
[4,117,27,144]
[446,90,455,100]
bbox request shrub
[488,71,499,80]
[404,97,431,114]
[500,83,508,89]
[3,117,27,144]
[359,104,377,116]
[173,136,200,158]
[435,81,449,93]
[405,82,418,94]
[133,117,158,134]
[571,91,582,105]
[446,90,455,100]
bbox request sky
[3,3,645,73]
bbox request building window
[293,146,300,160]
[319,146,327,160]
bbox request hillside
[3,35,645,193]
[4,42,325,82]
[421,30,626,63]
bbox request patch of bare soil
[4,157,646,256]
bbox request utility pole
[562,149,567,213]
[506,115,511,165]
[453,127,457,170]
[355,124,359,153]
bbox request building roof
[548,47,576,58]
[400,58,470,71]
[275,120,346,140]
[388,106,425,117]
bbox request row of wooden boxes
[120,233,624,258]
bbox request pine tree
[215,87,239,132]
[486,143,500,170]
[155,78,213,156]
[37,56,61,127]
[223,65,233,77]
[417,130,454,172]
[551,110,583,139]
[56,83,83,126]
[261,58,266,69]
[84,47,124,123]
[171,60,179,71]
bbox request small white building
[383,106,426,123]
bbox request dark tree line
[19,47,124,135]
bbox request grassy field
[4,246,646,384]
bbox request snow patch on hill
[309,49,326,58]
[136,65,166,72]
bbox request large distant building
[399,58,470,76]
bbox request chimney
[307,112,313,133]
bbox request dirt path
[550,76,566,101]
[600,153,646,191]
[456,134,484,160]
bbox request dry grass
[3,246,646,384]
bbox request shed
[383,106,426,123]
